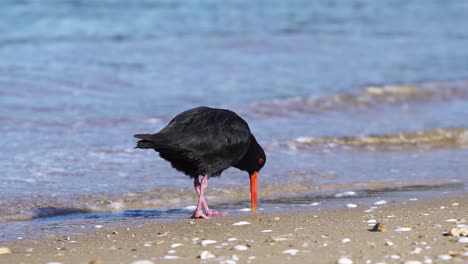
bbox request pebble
[232,221,251,226]
[201,240,217,246]
[384,241,394,246]
[366,219,377,224]
[0,247,12,255]
[341,238,351,243]
[337,257,353,264]
[170,243,183,248]
[374,200,387,205]
[227,238,237,241]
[409,198,418,201]
[282,249,299,256]
[94,225,103,229]
[130,261,154,264]
[346,203,357,208]
[457,237,468,243]
[239,208,251,211]
[445,218,458,222]
[385,254,400,260]
[394,227,412,232]
[437,254,452,260]
[199,250,216,259]
[310,202,320,206]
[403,261,422,264]
[409,247,422,254]
[162,256,180,260]
[449,227,468,237]
[260,230,273,233]
[167,250,176,254]
[370,223,386,232]
[233,245,248,251]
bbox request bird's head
[234,135,266,214]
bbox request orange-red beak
[250,171,258,213]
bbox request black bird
[135,106,266,219]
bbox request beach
[1,195,467,264]
[1,1,468,263]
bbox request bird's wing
[160,107,252,167]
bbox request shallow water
[1,1,468,241]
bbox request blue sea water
[0,0,468,240]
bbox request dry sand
[1,195,467,264]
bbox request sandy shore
[1,194,467,264]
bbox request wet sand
[1,195,467,264]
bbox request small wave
[249,81,468,117]
[288,127,468,150]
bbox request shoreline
[1,194,467,263]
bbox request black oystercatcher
[134,106,266,219]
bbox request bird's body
[135,106,266,219]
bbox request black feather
[134,106,266,178]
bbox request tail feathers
[136,139,157,149]
[134,134,154,140]
[134,133,170,149]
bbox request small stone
[445,219,458,222]
[0,247,11,255]
[227,238,237,241]
[384,240,394,246]
[403,261,422,264]
[273,216,280,221]
[457,237,468,243]
[341,238,351,243]
[449,227,468,237]
[201,240,217,246]
[385,254,400,260]
[369,223,386,232]
[170,243,183,248]
[233,245,248,251]
[337,257,353,264]
[167,250,176,254]
[199,250,216,259]
[239,208,251,211]
[366,219,377,224]
[260,230,273,233]
[232,221,250,226]
[162,256,180,260]
[310,202,320,206]
[346,203,357,208]
[94,225,103,229]
[130,261,155,264]
[409,247,422,254]
[282,249,299,255]
[374,200,387,205]
[437,254,452,260]
[394,227,412,232]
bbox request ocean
[1,0,467,241]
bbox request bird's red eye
[258,158,264,164]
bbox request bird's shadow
[32,207,190,222]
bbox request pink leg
[192,175,226,219]
[192,176,208,219]
[199,175,226,217]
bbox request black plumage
[135,106,266,218]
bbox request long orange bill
[249,171,258,213]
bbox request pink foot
[192,210,209,219]
[205,210,227,217]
